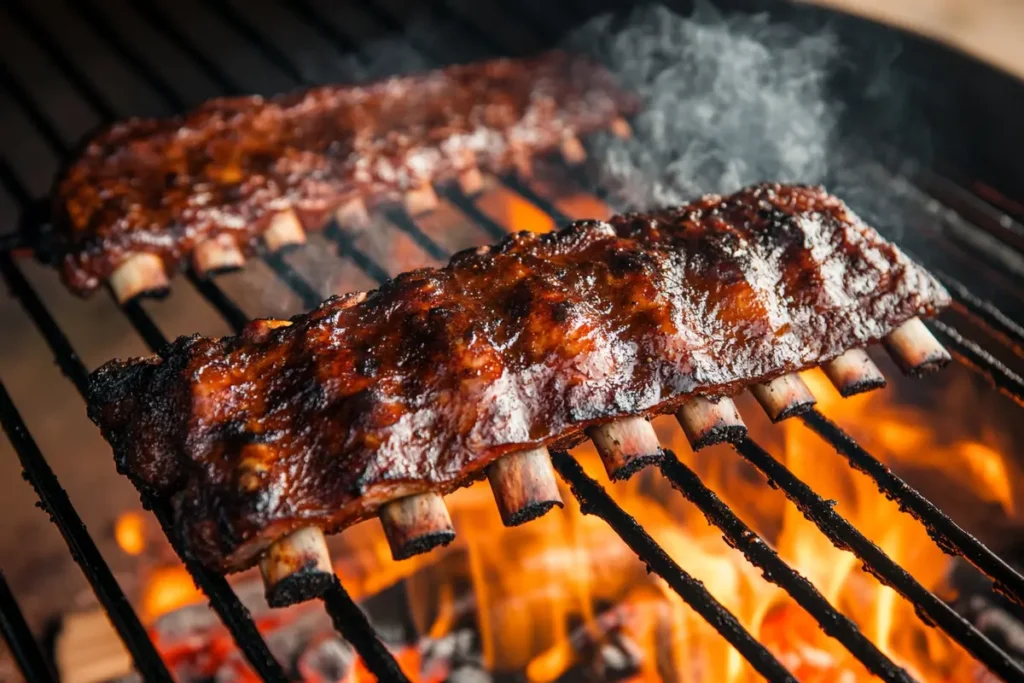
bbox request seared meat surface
[48,51,636,295]
[87,184,949,571]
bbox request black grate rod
[801,409,1024,607]
[732,437,1024,681]
[382,207,451,263]
[933,270,1024,359]
[67,0,188,111]
[497,174,575,226]
[144,497,292,683]
[322,578,411,683]
[0,59,71,155]
[0,261,291,682]
[0,202,290,681]
[4,0,118,120]
[0,381,175,682]
[0,253,89,395]
[658,452,915,682]
[3,1,325,323]
[124,0,244,96]
[0,569,58,683]
[437,187,510,241]
[202,0,309,84]
[930,320,1024,408]
[550,451,798,682]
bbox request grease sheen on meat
[87,184,950,571]
[48,51,636,295]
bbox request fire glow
[115,356,1016,683]
[113,191,1017,682]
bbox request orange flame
[127,187,1017,682]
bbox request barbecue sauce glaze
[88,184,949,571]
[49,51,637,294]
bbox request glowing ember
[122,188,1017,682]
[114,511,147,557]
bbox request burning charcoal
[297,636,356,682]
[446,664,492,683]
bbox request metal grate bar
[0,380,174,682]
[323,578,411,683]
[801,409,1024,606]
[0,198,291,683]
[732,437,1024,680]
[930,320,1024,408]
[0,569,57,683]
[204,0,308,84]
[4,0,324,315]
[436,188,508,241]
[0,6,409,673]
[550,450,797,682]
[658,451,913,683]
[496,174,575,226]
[933,270,1024,358]
[189,10,1024,677]
[0,24,402,667]
[125,0,244,96]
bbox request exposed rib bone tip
[109,253,170,304]
[404,184,440,216]
[883,317,951,377]
[676,396,747,450]
[379,492,455,561]
[263,209,307,253]
[750,373,816,423]
[587,416,662,480]
[822,348,886,397]
[260,526,334,608]
[192,233,245,277]
[560,135,587,165]
[335,198,372,230]
[487,446,563,526]
[610,117,632,139]
[458,167,484,196]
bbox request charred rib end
[259,526,334,607]
[193,233,246,277]
[690,424,749,451]
[390,530,457,561]
[676,396,748,450]
[883,318,952,377]
[609,452,664,482]
[487,446,563,527]
[379,492,456,561]
[264,563,335,608]
[750,374,817,423]
[822,348,887,397]
[109,253,170,304]
[263,210,308,253]
[587,417,663,480]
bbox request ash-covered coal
[564,3,926,232]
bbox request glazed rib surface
[87,183,950,570]
[48,51,636,295]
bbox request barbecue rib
[45,51,637,300]
[87,183,950,573]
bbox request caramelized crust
[48,51,637,295]
[87,184,950,571]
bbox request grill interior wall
[1,0,1024,672]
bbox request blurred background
[809,0,1024,77]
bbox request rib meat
[46,51,637,295]
[87,183,950,571]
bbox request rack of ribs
[87,183,951,607]
[42,51,636,303]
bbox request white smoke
[565,3,919,221]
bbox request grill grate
[1,1,1024,682]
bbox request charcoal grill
[2,0,1024,681]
